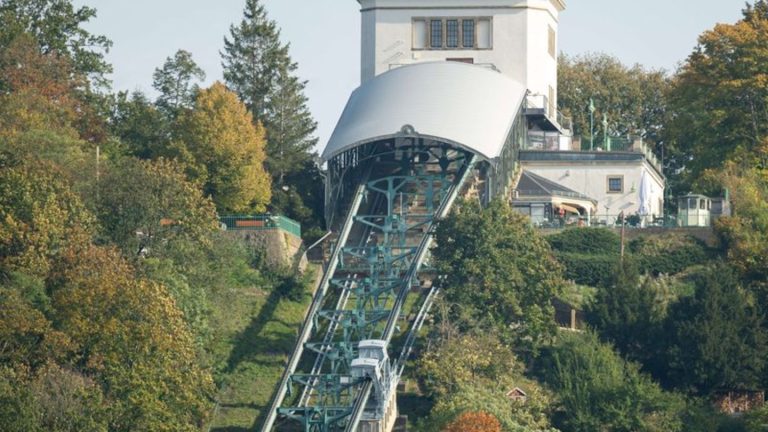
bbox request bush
[629,235,711,276]
[555,252,619,287]
[547,228,620,254]
[536,331,686,432]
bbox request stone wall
[225,229,307,271]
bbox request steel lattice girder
[277,406,354,432]
[275,145,471,431]
[303,342,356,375]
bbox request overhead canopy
[322,61,527,162]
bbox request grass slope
[206,266,318,432]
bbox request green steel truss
[275,144,471,431]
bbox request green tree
[538,331,685,432]
[221,0,283,119]
[93,157,219,258]
[665,265,768,395]
[433,199,563,351]
[152,49,206,117]
[0,0,112,87]
[108,91,170,159]
[666,1,768,190]
[587,261,663,370]
[558,53,669,152]
[715,140,768,301]
[177,82,271,213]
[418,332,556,432]
[50,243,214,431]
[0,152,94,280]
[222,0,320,227]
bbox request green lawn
[206,266,318,431]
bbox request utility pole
[589,98,596,151]
[619,210,626,261]
[96,145,100,202]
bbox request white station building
[324,0,664,228]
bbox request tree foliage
[587,261,665,372]
[177,82,271,213]
[538,331,685,432]
[0,0,112,87]
[558,53,669,151]
[433,199,563,350]
[94,157,219,258]
[418,332,556,432]
[152,49,205,117]
[0,152,93,280]
[666,1,768,189]
[442,411,502,432]
[48,243,213,431]
[715,140,768,300]
[222,0,320,229]
[665,265,768,395]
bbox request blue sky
[74,0,745,149]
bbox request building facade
[359,0,564,118]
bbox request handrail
[260,178,369,432]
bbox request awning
[558,204,581,214]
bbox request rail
[345,155,476,432]
[260,178,369,432]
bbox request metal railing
[532,214,679,229]
[219,215,302,238]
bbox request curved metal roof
[322,62,527,162]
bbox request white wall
[358,0,562,105]
[522,160,665,221]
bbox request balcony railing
[524,133,663,174]
[219,215,302,237]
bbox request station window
[607,176,623,193]
[446,20,459,48]
[548,25,556,58]
[413,17,492,50]
[430,20,443,48]
[463,20,475,47]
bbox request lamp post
[589,98,596,150]
[602,113,609,151]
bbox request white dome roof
[322,62,527,162]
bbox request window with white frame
[413,17,492,50]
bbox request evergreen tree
[265,53,318,186]
[222,0,320,227]
[152,49,205,117]
[221,0,283,119]
[587,261,663,371]
[666,265,768,395]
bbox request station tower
[359,0,565,117]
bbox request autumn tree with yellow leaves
[177,82,271,213]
